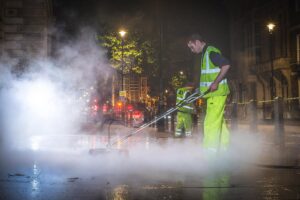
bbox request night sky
[53,0,230,55]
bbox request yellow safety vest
[176,87,194,113]
[200,46,230,98]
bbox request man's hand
[209,82,218,92]
[208,64,230,92]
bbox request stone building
[227,0,300,117]
[111,73,148,106]
[0,0,53,68]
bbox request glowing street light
[266,22,276,98]
[118,29,127,122]
[119,30,127,38]
[267,23,276,34]
[179,71,184,75]
[119,30,127,91]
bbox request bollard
[231,102,238,132]
[124,111,128,126]
[248,83,257,132]
[274,97,284,148]
[122,111,126,125]
[129,111,133,127]
[171,113,175,132]
[152,111,157,128]
[248,99,257,132]
[157,102,165,132]
[165,113,169,131]
[151,112,155,127]
[192,113,198,135]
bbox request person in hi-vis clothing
[175,83,195,137]
[187,34,231,154]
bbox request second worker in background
[175,83,195,138]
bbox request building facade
[228,0,300,118]
[111,73,148,106]
[0,0,53,68]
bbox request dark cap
[188,34,205,42]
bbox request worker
[175,83,195,137]
[187,34,231,154]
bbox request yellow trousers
[175,112,192,137]
[203,96,230,151]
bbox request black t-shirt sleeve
[209,52,230,68]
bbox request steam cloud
[0,28,111,150]
[0,28,265,190]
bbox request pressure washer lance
[108,90,209,148]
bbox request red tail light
[102,104,108,112]
[132,110,142,119]
[126,104,133,111]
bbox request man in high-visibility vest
[175,83,195,137]
[187,34,231,154]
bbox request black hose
[255,163,300,169]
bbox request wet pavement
[1,124,300,200]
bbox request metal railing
[227,96,300,122]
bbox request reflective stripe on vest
[200,79,227,87]
[176,87,193,113]
[202,68,221,74]
[200,46,230,97]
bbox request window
[297,34,300,64]
[255,47,261,64]
[5,9,18,17]
[254,21,261,64]
[296,0,300,12]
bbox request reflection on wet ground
[2,163,300,200]
[1,127,300,200]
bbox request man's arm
[209,65,230,92]
[209,52,230,92]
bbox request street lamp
[118,30,127,123]
[267,22,276,99]
[119,30,127,91]
[267,23,275,34]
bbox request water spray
[89,90,209,155]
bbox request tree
[98,32,157,75]
[170,72,187,90]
